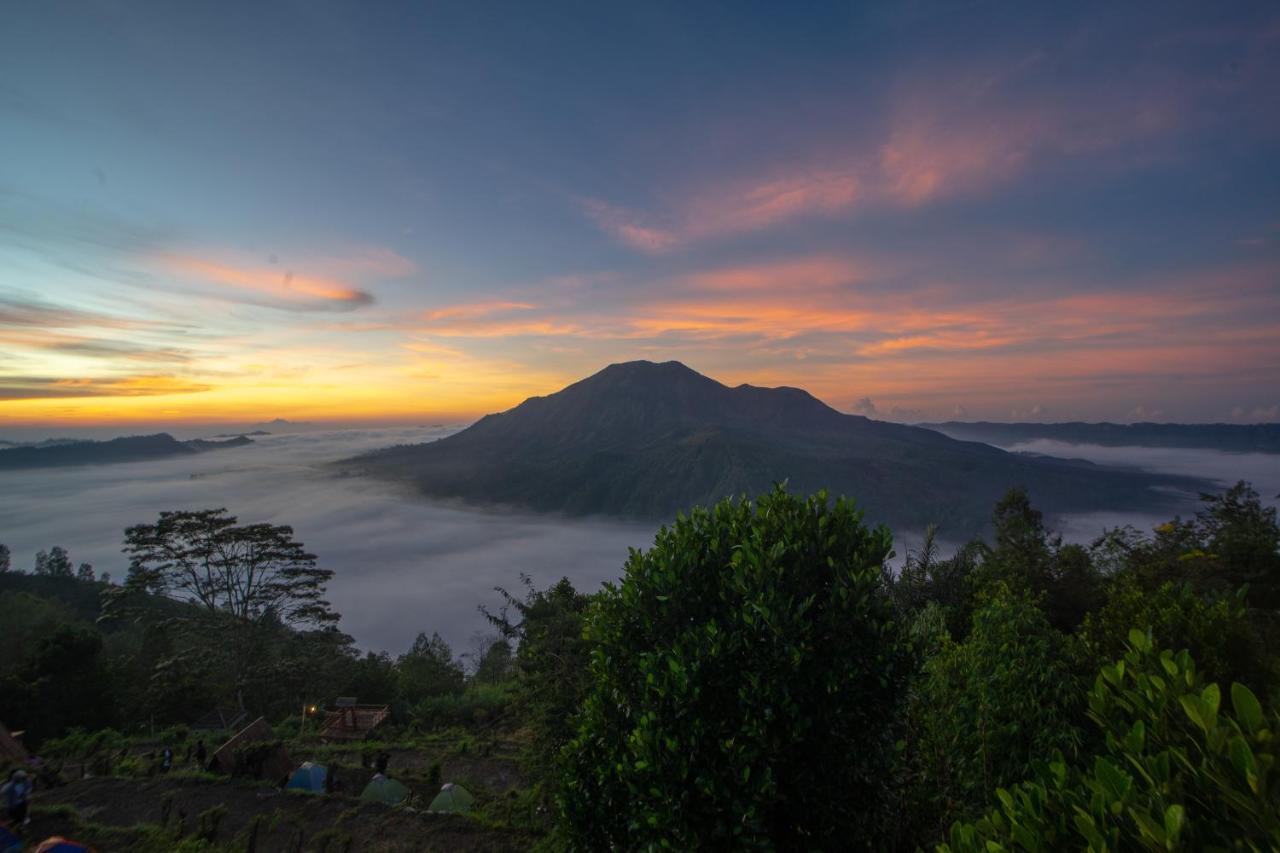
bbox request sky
[2,0,1278,428]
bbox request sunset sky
[2,1,1278,428]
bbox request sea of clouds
[1,428,1276,653]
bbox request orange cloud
[422,301,537,321]
[159,255,375,309]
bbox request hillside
[340,361,1204,535]
[919,421,1280,453]
[0,433,252,471]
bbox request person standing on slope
[2,769,31,827]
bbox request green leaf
[1201,683,1220,716]
[1163,804,1184,842]
[1180,695,1207,733]
[1229,736,1259,792]
[1231,682,1263,734]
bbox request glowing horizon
[3,3,1278,432]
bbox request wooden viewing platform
[318,698,390,741]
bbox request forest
[1,481,1277,851]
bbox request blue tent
[285,761,327,793]
[0,824,20,853]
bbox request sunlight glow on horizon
[2,3,1278,430]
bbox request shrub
[1081,575,1274,697]
[905,584,1083,840]
[940,630,1280,851]
[560,487,908,850]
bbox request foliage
[0,543,9,573]
[1081,575,1275,698]
[397,631,465,708]
[892,526,979,639]
[906,584,1083,839]
[412,682,515,729]
[472,637,515,684]
[973,487,1104,631]
[940,631,1280,852]
[120,508,341,710]
[0,622,117,742]
[483,575,596,798]
[123,508,337,627]
[35,545,74,577]
[560,486,908,850]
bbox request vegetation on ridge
[2,479,1277,850]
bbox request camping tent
[360,776,409,806]
[286,761,328,793]
[33,839,94,852]
[428,782,475,813]
[0,824,21,853]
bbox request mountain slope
[0,433,253,471]
[920,421,1280,453]
[342,361,1203,534]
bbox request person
[2,769,31,827]
[195,739,207,769]
[375,752,389,776]
[160,746,173,773]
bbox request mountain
[920,421,1280,454]
[0,433,253,471]
[340,361,1204,535]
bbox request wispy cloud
[157,255,376,311]
[0,375,212,400]
[583,47,1201,254]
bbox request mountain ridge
[0,433,253,471]
[342,361,1205,535]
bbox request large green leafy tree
[122,509,339,710]
[560,487,908,850]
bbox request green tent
[360,776,409,806]
[428,782,475,813]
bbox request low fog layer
[0,428,651,654]
[1003,440,1280,544]
[2,430,1275,653]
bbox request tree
[1,623,117,743]
[484,576,597,808]
[0,543,9,573]
[34,546,73,577]
[906,584,1083,840]
[397,631,464,707]
[122,509,338,708]
[76,562,95,582]
[1195,481,1280,607]
[472,638,514,685]
[561,487,908,850]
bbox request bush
[560,487,908,850]
[905,584,1083,840]
[1081,575,1275,697]
[940,629,1280,851]
[412,682,515,729]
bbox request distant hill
[0,433,252,471]
[340,361,1205,536]
[919,421,1280,454]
